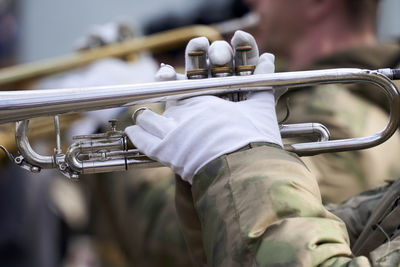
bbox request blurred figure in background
[0,0,18,67]
[246,0,400,203]
[0,1,86,267]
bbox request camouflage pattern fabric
[370,236,400,267]
[326,184,388,246]
[176,143,373,266]
[327,180,400,266]
[276,42,400,204]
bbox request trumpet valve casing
[186,50,208,79]
[235,45,255,76]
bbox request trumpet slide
[0,68,399,178]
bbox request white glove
[125,30,283,184]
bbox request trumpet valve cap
[236,45,252,52]
[211,64,233,77]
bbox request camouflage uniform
[277,42,400,203]
[369,237,400,267]
[327,180,400,266]
[176,143,376,266]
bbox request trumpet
[0,68,399,179]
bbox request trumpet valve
[235,45,255,76]
[186,50,208,79]
[211,64,233,77]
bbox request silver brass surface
[1,68,398,177]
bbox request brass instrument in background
[0,12,259,89]
[0,25,222,88]
[0,68,399,178]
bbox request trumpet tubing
[0,68,399,178]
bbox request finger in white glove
[155,63,186,81]
[231,30,260,66]
[135,109,177,139]
[254,53,275,74]
[208,40,233,67]
[255,53,287,101]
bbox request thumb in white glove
[155,63,186,81]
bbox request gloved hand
[125,30,283,184]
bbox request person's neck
[287,20,377,70]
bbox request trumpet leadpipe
[0,68,396,122]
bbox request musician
[137,1,400,264]
[245,0,400,204]
[126,30,399,266]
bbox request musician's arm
[184,143,371,266]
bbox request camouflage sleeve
[187,143,371,266]
[369,235,400,266]
[326,184,388,245]
[326,185,400,267]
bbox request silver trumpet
[0,68,399,178]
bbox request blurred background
[1,1,400,267]
[16,0,245,63]
[9,0,400,64]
